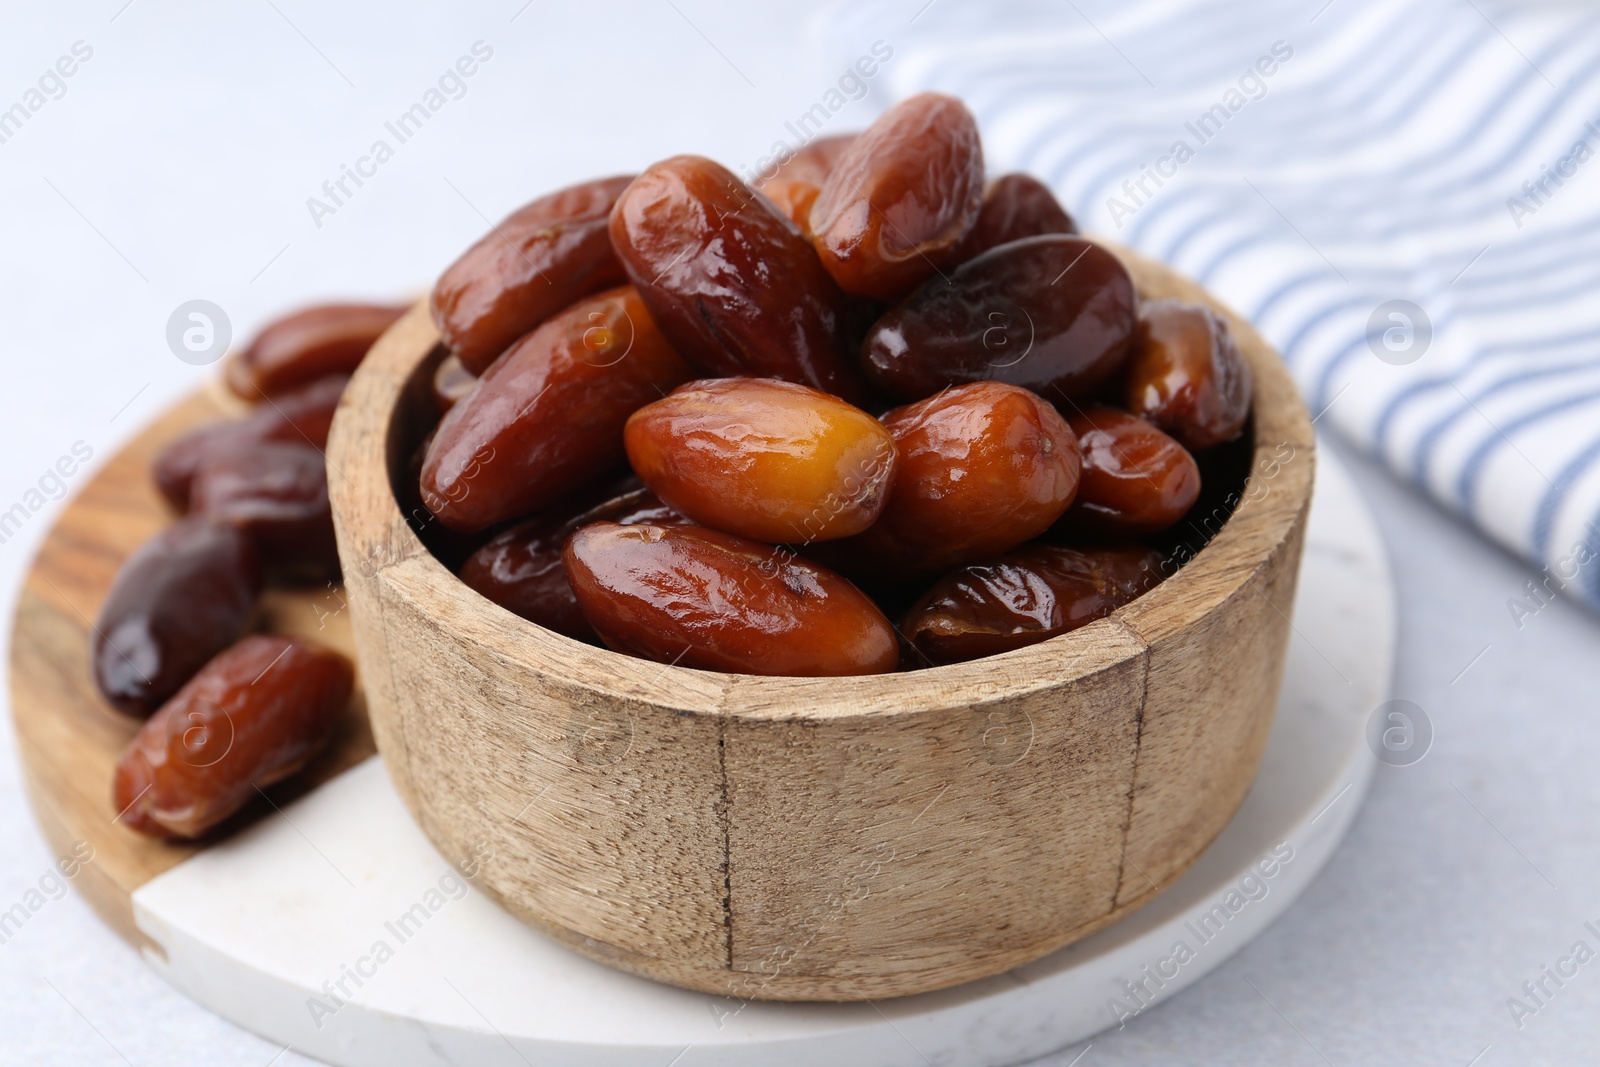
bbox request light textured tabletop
[0,3,1595,1064]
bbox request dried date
[113,635,353,839]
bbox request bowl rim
[327,240,1315,722]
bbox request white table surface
[1,2,1595,1064]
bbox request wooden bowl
[325,245,1315,1002]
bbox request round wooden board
[8,393,1395,1065]
[8,386,377,952]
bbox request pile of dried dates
[93,92,1253,841]
[418,92,1252,676]
[99,303,405,839]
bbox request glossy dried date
[952,174,1077,262]
[113,635,353,839]
[863,235,1136,403]
[755,134,859,237]
[1124,299,1253,450]
[460,481,685,641]
[810,93,984,301]
[190,442,339,581]
[609,155,867,402]
[902,544,1164,665]
[757,133,859,189]
[1055,405,1201,538]
[564,523,898,676]
[432,175,634,374]
[835,382,1081,578]
[420,286,693,533]
[153,375,347,512]
[625,378,896,544]
[224,303,405,401]
[432,354,477,415]
[92,517,262,716]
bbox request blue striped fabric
[817,0,1600,613]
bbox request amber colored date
[92,517,262,716]
[902,544,1164,665]
[564,523,898,676]
[609,155,867,402]
[809,93,985,301]
[757,133,859,189]
[153,375,347,512]
[432,354,477,415]
[190,442,339,582]
[225,303,405,401]
[863,235,1137,403]
[113,635,353,839]
[625,378,896,544]
[832,382,1081,578]
[460,481,685,641]
[1124,299,1253,451]
[1054,405,1201,538]
[755,134,859,237]
[420,286,693,533]
[952,174,1077,262]
[432,175,634,374]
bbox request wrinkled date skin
[952,173,1078,263]
[564,523,898,676]
[863,235,1137,403]
[113,635,353,839]
[835,381,1081,579]
[625,378,896,544]
[93,517,262,716]
[809,93,985,301]
[902,544,1164,665]
[432,175,634,374]
[421,286,694,533]
[609,155,867,402]
[225,303,406,401]
[153,375,347,512]
[1124,299,1253,451]
[755,134,859,237]
[460,481,685,641]
[1056,404,1201,538]
[190,442,339,582]
[432,354,477,415]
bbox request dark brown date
[432,175,634,374]
[564,523,898,676]
[609,155,867,402]
[624,378,896,544]
[153,375,347,512]
[432,354,477,415]
[224,303,406,401]
[832,381,1081,579]
[809,93,985,301]
[952,174,1077,262]
[460,482,685,641]
[862,235,1137,403]
[113,635,353,839]
[190,442,339,582]
[420,286,694,533]
[1124,299,1253,450]
[1055,404,1201,538]
[92,517,262,716]
[902,544,1163,665]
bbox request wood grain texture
[9,390,375,951]
[327,243,1315,1002]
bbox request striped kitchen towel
[816,0,1600,616]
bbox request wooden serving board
[6,388,1395,1065]
[9,386,376,951]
